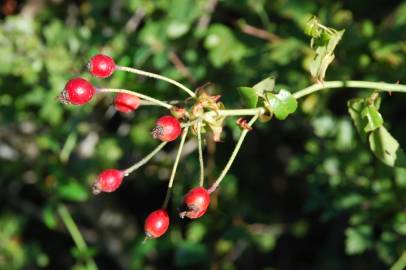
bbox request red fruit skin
[88,54,116,78]
[179,187,211,219]
[152,115,181,142]
[61,77,95,105]
[114,93,141,113]
[144,209,170,238]
[93,169,124,194]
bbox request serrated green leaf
[265,89,298,120]
[361,105,383,132]
[238,87,258,108]
[252,76,276,97]
[369,126,406,167]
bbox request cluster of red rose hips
[59,54,212,240]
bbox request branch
[115,66,196,98]
[238,22,281,43]
[123,141,168,176]
[390,250,406,270]
[168,51,196,83]
[208,114,259,193]
[293,80,406,99]
[162,127,189,208]
[197,122,205,186]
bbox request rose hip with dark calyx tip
[151,115,181,142]
[179,187,210,219]
[60,77,95,105]
[93,169,124,194]
[88,54,116,78]
[144,209,170,238]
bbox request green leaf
[42,206,58,229]
[58,181,89,202]
[347,98,372,141]
[361,105,383,132]
[369,126,406,167]
[265,89,298,120]
[394,213,406,235]
[306,18,345,82]
[304,16,323,38]
[204,24,247,67]
[186,222,207,243]
[252,76,276,97]
[269,38,303,65]
[238,87,258,108]
[345,225,373,255]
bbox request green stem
[207,80,406,118]
[162,127,189,208]
[197,122,205,187]
[181,118,203,128]
[293,80,406,99]
[116,66,196,98]
[208,114,259,193]
[57,204,98,270]
[139,100,168,106]
[123,142,168,176]
[258,8,271,29]
[98,88,173,109]
[391,250,406,270]
[214,108,265,117]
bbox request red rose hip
[152,115,182,142]
[179,187,210,219]
[59,77,96,105]
[144,209,170,238]
[114,93,141,113]
[88,54,116,78]
[92,169,124,194]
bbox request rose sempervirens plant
[59,17,406,240]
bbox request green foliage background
[1,0,406,269]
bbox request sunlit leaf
[253,76,276,97]
[345,225,373,255]
[361,105,383,132]
[265,89,298,120]
[42,206,58,230]
[238,86,258,108]
[306,17,345,82]
[369,126,406,167]
[58,181,89,202]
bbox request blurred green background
[1,0,406,269]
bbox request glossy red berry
[179,187,211,219]
[114,93,141,113]
[152,115,182,142]
[144,209,170,238]
[92,169,124,194]
[88,54,116,78]
[59,77,96,105]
